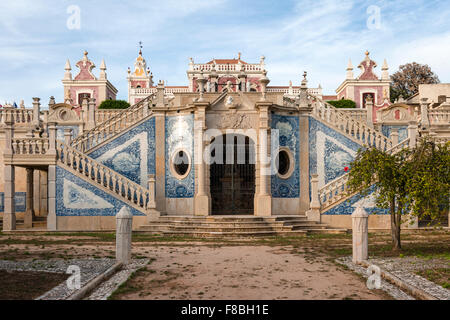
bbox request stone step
[157,216,267,222]
[139,224,290,233]
[146,220,286,227]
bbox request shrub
[98,100,130,109]
[327,99,356,109]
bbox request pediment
[377,103,414,122]
[48,105,80,123]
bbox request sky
[1,0,450,107]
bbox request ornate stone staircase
[137,215,347,237]
[318,137,412,211]
[70,94,155,153]
[56,141,151,214]
[312,99,394,150]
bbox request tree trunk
[390,198,402,250]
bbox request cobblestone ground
[337,256,450,300]
[0,259,115,300]
[86,259,149,300]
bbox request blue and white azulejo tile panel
[165,114,195,198]
[322,186,389,215]
[381,125,408,143]
[0,192,26,212]
[89,117,156,187]
[271,114,300,198]
[309,117,363,188]
[55,166,144,216]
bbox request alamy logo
[366,5,381,30]
[67,5,81,30]
[366,264,381,289]
[66,265,81,290]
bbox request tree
[98,100,130,109]
[347,137,449,250]
[390,62,440,102]
[327,99,356,109]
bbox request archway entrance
[210,134,255,215]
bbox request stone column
[147,174,159,220]
[33,170,41,216]
[365,96,374,128]
[154,113,166,215]
[24,168,35,228]
[116,206,133,265]
[299,106,312,214]
[255,102,272,216]
[48,122,57,155]
[420,98,430,129]
[87,98,96,130]
[47,165,57,231]
[32,97,41,129]
[3,110,16,231]
[40,170,48,216]
[408,121,418,148]
[64,128,73,145]
[352,206,369,264]
[306,174,321,222]
[3,165,16,231]
[194,104,210,216]
[390,128,399,145]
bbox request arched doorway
[210,134,255,215]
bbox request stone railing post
[147,174,156,209]
[365,96,374,128]
[407,121,418,148]
[196,72,207,101]
[352,206,369,264]
[420,98,430,129]
[116,206,133,265]
[32,97,41,129]
[24,168,35,228]
[3,108,14,156]
[306,174,321,222]
[47,122,57,155]
[64,128,73,145]
[88,98,96,130]
[156,80,165,107]
[390,128,399,145]
[81,98,89,125]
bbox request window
[171,150,191,179]
[275,149,294,179]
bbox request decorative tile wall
[0,192,26,212]
[271,114,300,198]
[55,166,144,216]
[89,117,155,187]
[165,114,195,198]
[381,125,408,143]
[309,117,362,188]
[322,186,389,215]
[56,125,79,141]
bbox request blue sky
[1,0,450,107]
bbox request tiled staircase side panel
[87,117,156,188]
[55,165,145,217]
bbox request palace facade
[0,50,449,233]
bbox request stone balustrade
[11,137,50,155]
[318,138,411,210]
[313,101,394,150]
[95,110,122,124]
[0,108,34,124]
[191,63,263,72]
[428,109,450,125]
[56,141,150,211]
[71,94,154,152]
[339,108,367,122]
